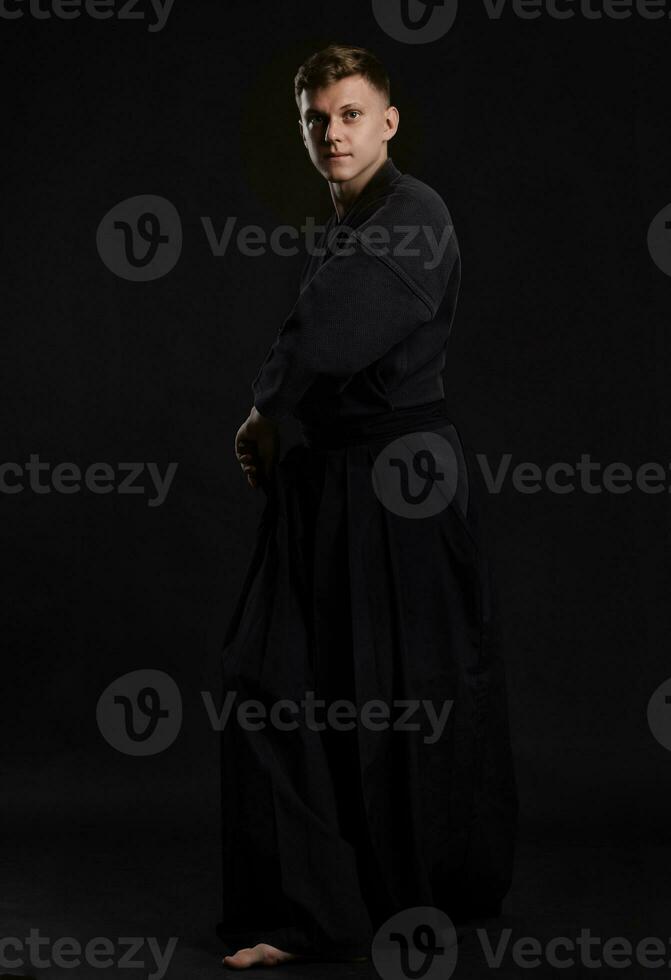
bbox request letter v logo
[373,0,458,43]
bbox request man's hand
[235,406,280,490]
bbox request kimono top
[251,157,461,427]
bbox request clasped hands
[235,406,280,490]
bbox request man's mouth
[324,152,351,159]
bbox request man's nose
[323,117,343,143]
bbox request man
[235,44,448,485]
[222,44,518,970]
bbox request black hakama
[216,403,518,958]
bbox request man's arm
[251,206,458,421]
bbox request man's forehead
[300,74,382,113]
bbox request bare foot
[222,942,309,969]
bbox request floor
[2,821,668,979]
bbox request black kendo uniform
[216,157,518,960]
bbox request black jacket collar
[335,157,402,224]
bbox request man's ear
[383,105,400,142]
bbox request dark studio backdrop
[2,0,671,960]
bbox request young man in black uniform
[223,44,518,970]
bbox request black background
[2,0,670,974]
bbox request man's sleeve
[251,219,457,422]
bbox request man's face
[298,74,398,184]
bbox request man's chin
[318,158,357,181]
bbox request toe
[222,947,255,969]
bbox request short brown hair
[294,44,391,109]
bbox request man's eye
[346,111,361,119]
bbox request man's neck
[328,153,389,222]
